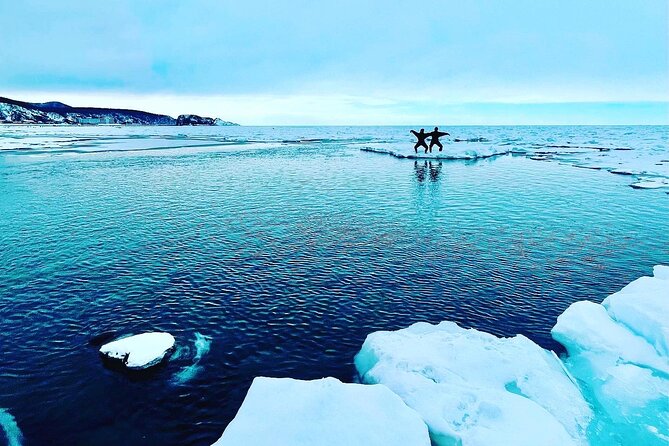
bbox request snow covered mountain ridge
[0,96,239,126]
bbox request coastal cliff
[0,96,238,126]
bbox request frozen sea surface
[0,125,668,445]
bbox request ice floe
[361,142,511,160]
[629,177,669,190]
[0,408,23,446]
[354,322,592,446]
[498,138,669,188]
[99,332,175,370]
[211,266,667,445]
[552,265,669,445]
[213,377,430,446]
[602,265,669,356]
[360,126,669,189]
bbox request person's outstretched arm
[410,130,418,137]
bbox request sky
[1,0,667,125]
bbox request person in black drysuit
[428,127,450,152]
[410,129,429,153]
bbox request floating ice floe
[552,265,669,444]
[361,142,510,160]
[354,322,592,446]
[629,177,669,189]
[212,377,430,446]
[0,408,23,446]
[99,332,175,370]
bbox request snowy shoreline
[214,265,668,445]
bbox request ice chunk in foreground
[213,377,430,446]
[354,321,592,446]
[552,265,669,445]
[602,265,669,356]
[99,332,175,370]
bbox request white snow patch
[630,177,669,189]
[213,377,430,446]
[99,332,175,370]
[355,321,592,446]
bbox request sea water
[0,125,667,445]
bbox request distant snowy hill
[0,96,239,126]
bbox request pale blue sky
[1,0,667,124]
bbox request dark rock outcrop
[176,114,239,126]
[176,114,216,126]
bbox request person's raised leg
[437,141,443,151]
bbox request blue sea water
[0,125,668,445]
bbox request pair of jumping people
[410,127,450,153]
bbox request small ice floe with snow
[99,332,175,370]
[171,332,211,385]
[213,377,430,446]
[552,265,669,444]
[0,408,23,446]
[361,142,510,160]
[354,321,592,446]
[629,177,669,189]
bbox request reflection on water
[414,160,443,183]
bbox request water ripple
[0,127,667,445]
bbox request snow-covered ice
[99,332,175,370]
[630,177,669,189]
[356,126,669,189]
[552,265,669,445]
[361,142,510,160]
[354,321,592,446]
[602,265,669,356]
[350,266,667,446]
[212,377,430,446]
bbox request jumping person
[410,129,429,153]
[428,127,450,152]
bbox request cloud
[1,0,666,123]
